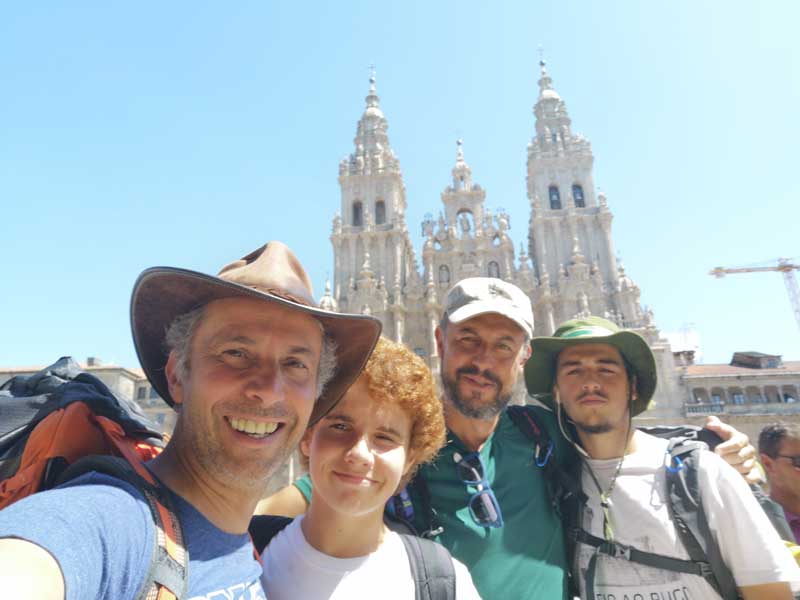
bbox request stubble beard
[563,390,623,436]
[176,401,301,491]
[442,367,512,420]
[574,420,614,435]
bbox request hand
[704,416,762,485]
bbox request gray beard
[442,373,512,420]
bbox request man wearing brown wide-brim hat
[0,241,382,599]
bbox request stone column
[427,309,439,359]
[394,312,404,345]
[598,212,617,282]
[532,217,548,280]
[394,236,403,289]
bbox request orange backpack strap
[56,456,188,600]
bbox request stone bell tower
[525,60,647,336]
[329,71,421,344]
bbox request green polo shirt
[293,406,573,600]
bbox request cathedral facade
[322,61,683,415]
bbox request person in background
[760,423,800,543]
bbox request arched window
[438,265,450,285]
[551,132,558,144]
[572,184,585,208]
[548,186,561,210]
[352,201,363,226]
[488,261,500,278]
[375,200,386,225]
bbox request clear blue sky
[0,1,797,369]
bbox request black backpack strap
[507,404,584,598]
[750,483,795,541]
[506,405,553,463]
[506,405,584,504]
[399,534,456,600]
[665,439,739,600]
[406,473,445,539]
[248,515,294,555]
[640,424,724,451]
[56,455,188,600]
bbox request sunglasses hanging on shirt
[453,451,504,529]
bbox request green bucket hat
[524,316,657,416]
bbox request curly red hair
[361,338,446,481]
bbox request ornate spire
[319,279,338,312]
[365,65,382,117]
[532,57,573,143]
[340,68,400,177]
[451,138,473,190]
[537,58,560,101]
[518,243,532,277]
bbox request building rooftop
[685,361,800,377]
[0,359,146,381]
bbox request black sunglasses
[776,455,800,468]
[453,451,504,528]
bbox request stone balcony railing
[684,401,800,418]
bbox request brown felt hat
[131,241,382,423]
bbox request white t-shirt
[575,433,800,599]
[261,516,482,600]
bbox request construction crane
[710,257,800,332]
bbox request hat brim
[524,330,657,416]
[131,267,382,424]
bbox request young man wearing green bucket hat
[259,281,761,600]
[526,316,799,600]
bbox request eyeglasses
[776,455,800,468]
[453,451,503,528]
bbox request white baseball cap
[442,277,534,338]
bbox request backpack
[506,406,742,599]
[0,357,188,600]
[250,515,456,600]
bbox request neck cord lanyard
[584,452,625,542]
[583,416,632,542]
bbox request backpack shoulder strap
[401,473,445,539]
[749,483,795,541]
[399,534,456,600]
[248,515,294,555]
[507,404,584,598]
[665,440,739,600]
[56,455,188,600]
[506,405,584,504]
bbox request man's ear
[165,352,185,406]
[760,453,776,477]
[434,326,445,357]
[519,342,532,368]
[630,374,638,402]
